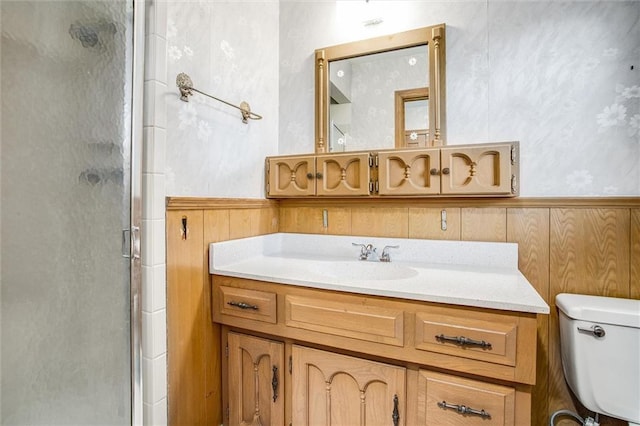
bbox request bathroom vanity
[209,233,549,426]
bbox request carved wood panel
[440,144,514,195]
[267,156,316,197]
[291,345,406,426]
[317,153,371,196]
[227,332,285,426]
[378,149,440,196]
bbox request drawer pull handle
[392,394,399,426]
[227,301,259,310]
[435,334,492,349]
[272,365,279,402]
[437,401,491,419]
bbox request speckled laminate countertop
[209,233,550,314]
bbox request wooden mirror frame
[314,24,446,153]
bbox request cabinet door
[415,370,516,425]
[378,149,440,196]
[440,144,515,195]
[266,155,316,197]
[227,332,285,426]
[291,345,406,426]
[316,152,371,196]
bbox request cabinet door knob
[442,167,450,175]
[316,172,323,179]
[306,172,314,179]
[430,168,439,176]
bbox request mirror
[315,24,445,153]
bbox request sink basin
[309,261,418,281]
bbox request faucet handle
[380,245,399,262]
[352,243,369,260]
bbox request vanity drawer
[216,285,277,324]
[414,307,517,367]
[285,294,404,346]
[419,370,516,425]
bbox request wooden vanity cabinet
[377,142,518,196]
[266,152,371,197]
[214,275,537,426]
[266,141,519,198]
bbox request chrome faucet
[352,243,377,261]
[352,243,399,262]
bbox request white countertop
[209,233,550,314]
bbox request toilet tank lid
[556,293,640,328]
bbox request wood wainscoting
[166,198,279,426]
[166,196,639,426]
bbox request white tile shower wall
[279,1,640,196]
[143,0,168,425]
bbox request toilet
[556,293,640,426]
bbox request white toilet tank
[556,293,640,425]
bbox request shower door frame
[131,0,144,424]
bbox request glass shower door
[1,1,138,424]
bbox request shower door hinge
[122,226,141,260]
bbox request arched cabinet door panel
[266,155,316,197]
[227,332,285,426]
[291,345,406,426]
[316,153,371,196]
[266,152,372,197]
[378,149,441,196]
[440,143,516,196]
